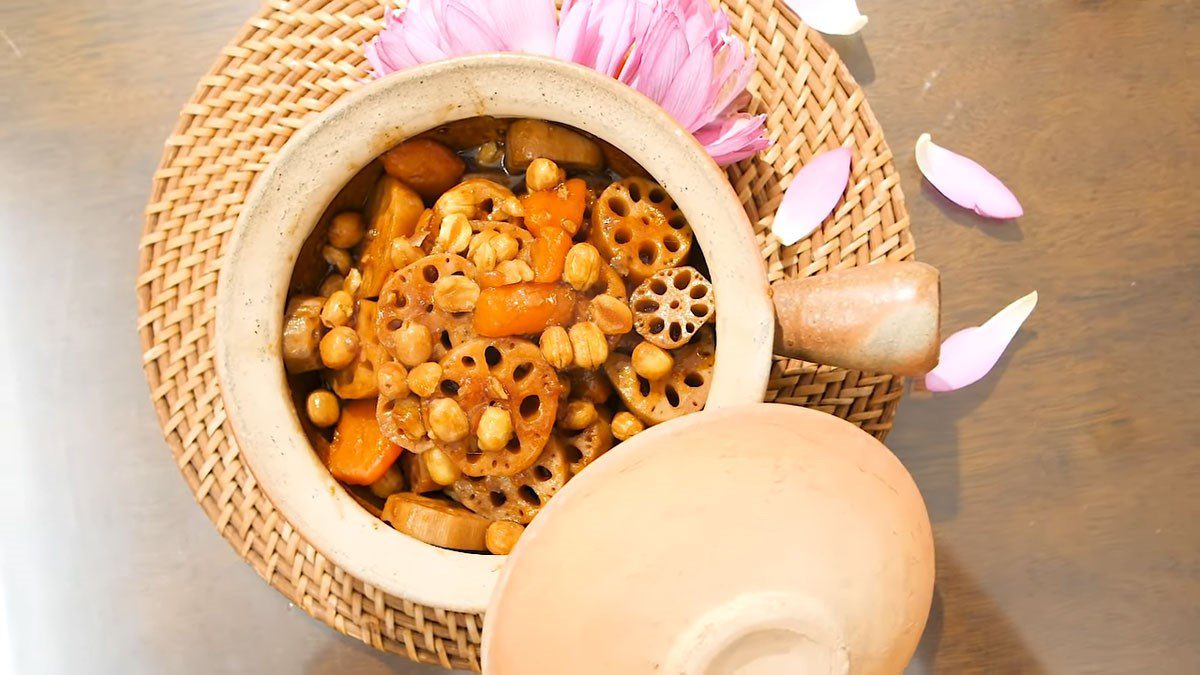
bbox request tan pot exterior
[215,54,774,612]
[482,404,935,675]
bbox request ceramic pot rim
[215,54,773,612]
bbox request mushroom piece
[505,119,605,172]
[282,296,326,374]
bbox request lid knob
[665,592,850,675]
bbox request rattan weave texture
[136,1,914,669]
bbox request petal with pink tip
[693,113,771,166]
[770,147,852,246]
[441,1,505,54]
[625,12,689,106]
[556,0,646,78]
[783,0,868,35]
[925,291,1038,392]
[915,133,1024,219]
[658,42,716,129]
[485,0,559,55]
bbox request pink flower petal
[770,147,852,245]
[441,1,506,54]
[925,291,1038,392]
[365,22,419,74]
[783,0,869,35]
[675,0,720,48]
[657,41,715,129]
[624,12,690,107]
[700,35,756,128]
[693,114,770,166]
[368,0,773,165]
[553,2,592,62]
[556,0,650,78]
[484,0,558,55]
[915,133,1024,219]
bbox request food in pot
[284,117,717,553]
[630,266,715,349]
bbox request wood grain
[852,1,1200,672]
[0,0,1196,673]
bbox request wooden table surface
[1,1,1196,673]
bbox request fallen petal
[783,0,868,35]
[915,133,1024,219]
[925,291,1038,392]
[771,147,852,246]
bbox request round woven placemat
[137,0,913,669]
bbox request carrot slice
[521,178,587,236]
[530,227,573,283]
[327,399,402,485]
[474,283,576,337]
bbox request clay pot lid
[482,403,935,675]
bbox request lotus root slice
[377,395,433,453]
[559,412,614,476]
[377,253,477,359]
[589,177,692,283]
[432,178,522,223]
[429,338,562,477]
[631,266,714,349]
[604,327,715,426]
[446,435,571,524]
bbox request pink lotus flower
[365,0,770,165]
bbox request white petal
[784,0,868,36]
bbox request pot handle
[771,262,941,376]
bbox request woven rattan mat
[136,0,914,669]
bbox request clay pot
[483,404,935,674]
[215,55,939,614]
